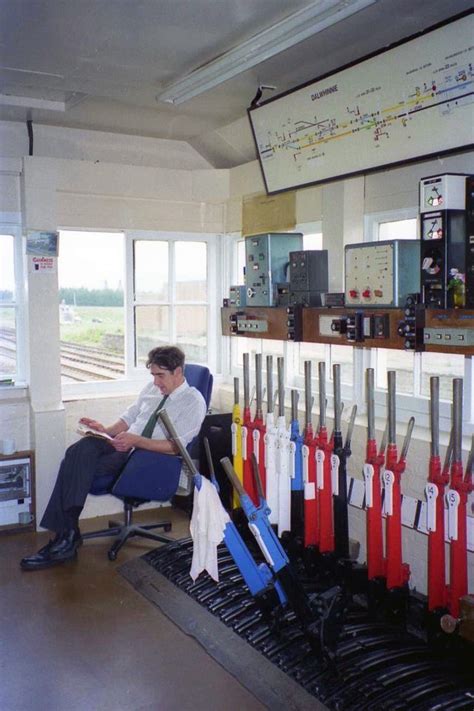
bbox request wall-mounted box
[345,240,420,307]
[0,451,35,532]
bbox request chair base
[83,518,173,561]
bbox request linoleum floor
[1,508,265,711]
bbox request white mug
[19,511,34,525]
[0,439,16,455]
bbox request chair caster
[164,524,172,533]
[108,550,118,561]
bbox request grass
[60,306,124,351]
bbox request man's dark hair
[146,345,185,372]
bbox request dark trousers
[40,436,129,533]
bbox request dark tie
[140,395,168,438]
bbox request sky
[58,230,207,291]
[1,234,15,292]
[58,231,124,290]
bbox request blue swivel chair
[82,364,213,560]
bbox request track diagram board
[249,13,474,194]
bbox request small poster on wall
[26,230,59,257]
[27,255,57,274]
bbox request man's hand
[79,417,106,433]
[112,432,140,452]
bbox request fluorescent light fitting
[0,93,66,111]
[157,0,377,105]
[0,65,64,79]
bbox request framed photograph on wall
[26,231,59,257]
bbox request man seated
[21,345,207,571]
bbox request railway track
[0,329,125,382]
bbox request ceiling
[0,0,471,167]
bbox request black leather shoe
[20,529,82,571]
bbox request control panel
[420,174,468,213]
[228,285,246,307]
[288,249,328,306]
[302,308,403,349]
[422,309,474,353]
[397,294,425,351]
[222,307,294,341]
[286,306,303,341]
[330,312,391,343]
[419,173,472,309]
[424,328,474,347]
[222,306,474,355]
[245,232,302,306]
[234,317,268,333]
[345,240,420,307]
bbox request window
[303,232,323,250]
[0,233,17,378]
[298,342,326,380]
[60,230,216,392]
[378,218,418,241]
[236,239,245,286]
[365,209,418,243]
[175,241,208,363]
[133,240,169,364]
[420,352,465,400]
[376,348,415,395]
[0,227,24,382]
[231,337,285,372]
[58,231,125,384]
[131,232,216,373]
[133,237,209,366]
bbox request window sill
[62,375,148,402]
[0,382,28,402]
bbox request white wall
[0,390,30,452]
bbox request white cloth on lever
[190,477,230,582]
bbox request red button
[349,289,358,298]
[362,289,371,298]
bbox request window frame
[62,229,219,398]
[0,217,26,385]
[364,207,419,244]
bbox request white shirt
[119,379,206,447]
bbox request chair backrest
[170,363,212,497]
[184,363,213,409]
